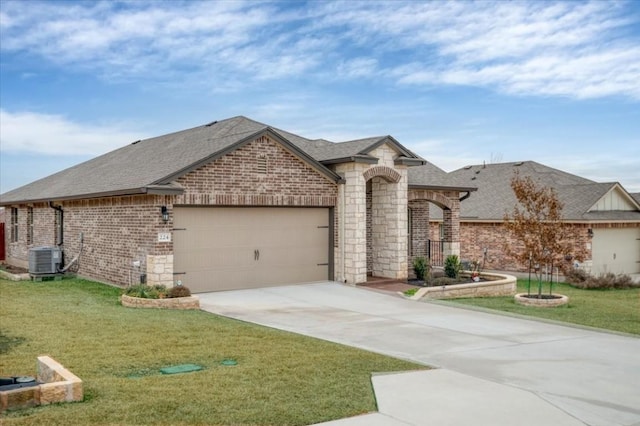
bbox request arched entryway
[364,166,406,279]
[408,189,461,272]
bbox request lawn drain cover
[159,364,204,375]
[221,359,237,366]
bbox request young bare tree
[504,172,586,295]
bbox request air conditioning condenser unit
[28,247,62,275]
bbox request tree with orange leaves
[504,172,585,296]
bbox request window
[10,208,18,243]
[27,207,33,245]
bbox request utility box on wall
[28,247,62,275]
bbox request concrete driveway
[198,282,640,426]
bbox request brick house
[428,161,640,276]
[0,116,473,292]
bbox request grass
[450,279,640,335]
[0,278,424,425]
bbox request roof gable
[154,127,341,185]
[588,184,640,212]
[297,135,423,164]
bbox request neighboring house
[0,116,473,292]
[428,161,640,275]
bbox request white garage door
[591,228,640,275]
[173,207,331,293]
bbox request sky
[1,0,639,196]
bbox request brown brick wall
[408,199,430,275]
[457,221,593,272]
[5,196,171,285]
[442,193,460,244]
[62,195,172,285]
[5,203,57,267]
[4,135,338,286]
[174,136,337,207]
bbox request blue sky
[1,0,639,195]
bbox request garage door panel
[185,227,252,247]
[181,248,253,270]
[592,228,640,275]
[174,207,330,292]
[260,246,326,267]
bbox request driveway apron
[198,282,640,426]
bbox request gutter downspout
[459,191,471,202]
[49,202,64,246]
[49,202,65,268]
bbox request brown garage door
[173,207,331,293]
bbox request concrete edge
[424,298,640,339]
[0,269,30,281]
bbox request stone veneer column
[334,163,368,284]
[371,171,408,280]
[146,254,174,287]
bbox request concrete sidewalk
[316,370,584,426]
[198,282,640,426]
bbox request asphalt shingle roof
[408,161,477,190]
[1,116,270,203]
[2,116,447,204]
[430,161,640,221]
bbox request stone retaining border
[0,355,83,412]
[408,272,517,300]
[121,294,200,310]
[514,293,569,307]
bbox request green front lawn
[450,279,640,335]
[0,278,423,425]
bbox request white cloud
[1,0,639,99]
[314,1,640,99]
[542,154,640,193]
[0,110,146,156]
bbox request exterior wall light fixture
[587,228,593,239]
[161,206,169,223]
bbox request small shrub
[570,272,638,290]
[124,284,168,299]
[168,285,192,298]
[413,257,429,281]
[564,267,589,284]
[444,255,461,279]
